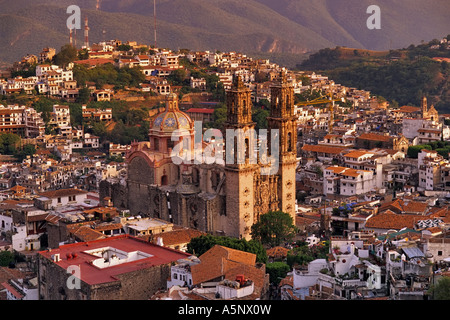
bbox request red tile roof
[191,245,257,285]
[38,235,190,285]
[185,108,215,114]
[365,210,420,230]
[143,228,205,246]
[38,188,88,199]
[1,281,24,299]
[358,133,391,142]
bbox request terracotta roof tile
[190,245,257,285]
[150,228,205,246]
[344,150,374,158]
[398,106,421,113]
[365,211,420,230]
[38,188,88,199]
[266,246,290,259]
[73,226,106,242]
[358,133,391,142]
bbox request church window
[245,138,249,160]
[193,168,199,185]
[167,138,174,150]
[287,132,292,152]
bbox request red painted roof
[1,281,24,299]
[186,108,215,114]
[38,234,190,285]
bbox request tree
[286,241,329,269]
[210,103,227,130]
[78,48,89,60]
[428,276,450,300]
[117,44,132,52]
[0,133,21,154]
[167,69,187,86]
[53,44,78,68]
[187,234,268,263]
[77,87,91,104]
[251,211,298,247]
[407,144,432,158]
[253,107,269,130]
[15,144,36,162]
[266,262,290,285]
[0,251,14,267]
[33,97,59,124]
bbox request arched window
[245,138,249,161]
[287,132,292,152]
[193,168,199,185]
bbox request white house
[36,188,89,209]
[324,166,375,196]
[167,256,200,288]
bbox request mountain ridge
[0,0,448,66]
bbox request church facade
[100,72,297,240]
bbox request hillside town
[0,35,449,302]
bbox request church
[100,72,297,240]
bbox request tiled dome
[150,93,192,133]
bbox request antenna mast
[154,0,157,48]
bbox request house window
[57,197,61,203]
[438,251,443,256]
[173,273,177,280]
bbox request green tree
[251,211,298,247]
[69,103,83,126]
[78,48,89,60]
[167,69,187,86]
[252,106,269,130]
[407,144,432,158]
[33,97,59,123]
[286,241,329,269]
[15,144,36,162]
[0,133,21,154]
[428,277,450,300]
[91,121,107,139]
[0,251,14,267]
[266,262,291,285]
[117,44,132,52]
[53,44,78,68]
[210,103,227,130]
[77,87,91,104]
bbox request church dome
[150,93,192,134]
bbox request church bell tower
[224,76,258,239]
[267,70,297,220]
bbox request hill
[298,39,450,112]
[0,0,448,67]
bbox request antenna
[84,17,90,49]
[74,28,77,49]
[69,28,73,46]
[153,0,157,48]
